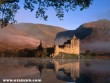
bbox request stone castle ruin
[53,35,80,57]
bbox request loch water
[0,58,110,83]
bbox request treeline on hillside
[0,49,36,57]
[0,47,54,57]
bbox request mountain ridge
[0,23,66,51]
[55,19,110,54]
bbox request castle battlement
[53,35,80,57]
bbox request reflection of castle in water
[53,59,80,81]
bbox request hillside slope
[55,19,110,54]
[0,23,66,51]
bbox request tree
[91,52,96,56]
[0,0,93,27]
[0,0,20,27]
[84,50,91,56]
[42,48,47,57]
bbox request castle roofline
[72,34,79,40]
[72,34,76,39]
[71,34,77,39]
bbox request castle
[53,35,80,57]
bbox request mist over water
[0,58,110,83]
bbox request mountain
[55,19,110,54]
[0,23,66,51]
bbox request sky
[15,0,110,30]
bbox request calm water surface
[0,58,110,83]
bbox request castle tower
[71,34,80,54]
[72,34,76,39]
[53,44,59,58]
[71,35,75,46]
[53,34,80,58]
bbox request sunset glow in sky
[15,0,110,30]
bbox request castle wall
[53,37,80,57]
[53,45,80,57]
[58,46,79,55]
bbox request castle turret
[72,34,76,39]
[53,34,80,58]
